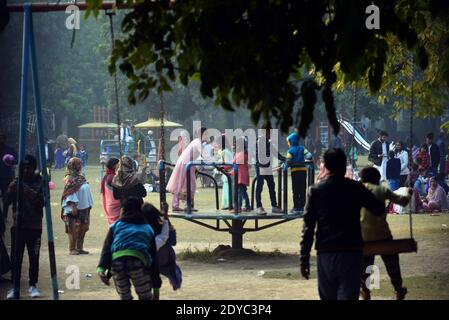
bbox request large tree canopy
[86,0,449,137]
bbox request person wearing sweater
[395,141,409,187]
[359,167,410,300]
[300,149,385,300]
[97,196,161,300]
[386,151,401,191]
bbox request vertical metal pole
[233,163,239,214]
[158,160,166,210]
[13,3,32,300]
[107,12,121,157]
[283,164,288,214]
[186,162,192,214]
[352,83,357,175]
[277,166,282,211]
[409,56,414,239]
[29,10,59,300]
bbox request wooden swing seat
[363,238,417,256]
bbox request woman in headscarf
[423,177,449,212]
[166,127,207,212]
[61,157,93,255]
[101,157,121,225]
[112,156,147,205]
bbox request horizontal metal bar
[7,1,129,12]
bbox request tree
[84,0,449,137]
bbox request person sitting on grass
[414,169,428,197]
[358,167,410,300]
[416,144,430,171]
[286,132,311,214]
[233,138,251,213]
[435,173,449,195]
[97,196,162,300]
[4,155,44,299]
[423,177,448,212]
[386,151,401,191]
[142,202,182,291]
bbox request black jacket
[368,139,389,166]
[255,137,286,169]
[386,158,401,180]
[97,211,162,289]
[300,176,385,266]
[113,183,147,205]
[428,143,440,169]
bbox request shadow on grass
[178,245,298,264]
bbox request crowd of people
[368,131,448,213]
[1,126,448,301]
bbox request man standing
[300,149,385,300]
[426,132,440,175]
[5,155,44,299]
[436,132,446,175]
[368,131,389,181]
[255,130,284,215]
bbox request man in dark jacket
[300,148,385,300]
[368,131,389,181]
[426,132,440,175]
[5,155,44,299]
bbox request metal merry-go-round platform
[158,160,315,249]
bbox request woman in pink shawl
[423,177,448,212]
[101,157,121,224]
[166,127,207,212]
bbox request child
[413,169,428,197]
[386,150,401,191]
[359,167,410,300]
[4,155,44,299]
[416,144,430,171]
[76,144,88,176]
[97,196,162,300]
[286,132,310,214]
[233,138,250,212]
[61,157,94,255]
[54,144,64,169]
[142,202,182,291]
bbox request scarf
[61,157,86,202]
[112,156,143,190]
[101,167,116,194]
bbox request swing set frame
[6,1,130,301]
[6,1,417,301]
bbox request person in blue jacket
[286,132,311,214]
[97,196,161,300]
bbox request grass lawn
[1,164,448,300]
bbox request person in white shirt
[395,141,409,187]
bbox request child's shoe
[396,287,407,300]
[271,206,283,214]
[29,286,41,298]
[256,207,267,215]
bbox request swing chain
[106,9,122,157]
